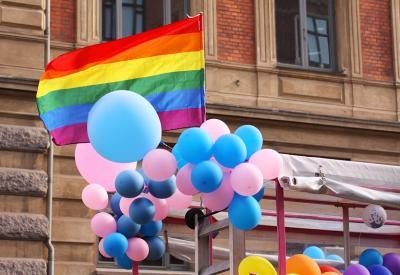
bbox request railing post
[229,223,245,275]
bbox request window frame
[276,0,336,73]
[101,0,190,41]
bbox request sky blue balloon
[87,90,161,163]
[253,185,265,202]
[115,253,132,269]
[191,160,223,193]
[234,125,263,159]
[228,194,261,230]
[140,220,163,237]
[213,134,247,168]
[129,197,155,225]
[115,170,144,198]
[177,128,213,164]
[117,215,141,238]
[110,193,123,216]
[148,176,177,199]
[360,248,383,268]
[326,254,344,262]
[172,143,188,169]
[368,265,393,275]
[303,246,325,259]
[145,236,166,261]
[103,233,128,257]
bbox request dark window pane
[307,16,315,32]
[136,13,143,33]
[122,3,135,36]
[144,0,164,31]
[319,36,330,65]
[102,0,116,40]
[307,0,329,17]
[275,0,302,65]
[171,0,190,23]
[307,33,319,63]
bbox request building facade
[0,0,399,274]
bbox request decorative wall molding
[76,0,100,47]
[203,0,217,60]
[391,0,400,83]
[348,0,363,78]
[255,0,276,68]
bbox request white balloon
[362,204,387,228]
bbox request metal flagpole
[275,179,287,275]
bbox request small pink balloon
[75,143,137,192]
[176,164,198,195]
[210,157,232,173]
[120,197,137,216]
[200,119,230,142]
[249,149,283,180]
[99,238,111,258]
[81,184,109,210]
[145,194,169,221]
[126,237,149,261]
[91,212,117,237]
[142,149,177,181]
[166,188,192,210]
[230,163,263,196]
[202,173,234,211]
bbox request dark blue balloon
[234,125,263,159]
[140,220,163,237]
[172,143,188,169]
[191,160,223,193]
[129,197,155,224]
[178,128,213,164]
[117,215,141,238]
[360,248,383,268]
[110,193,123,216]
[103,233,128,257]
[115,170,144,198]
[368,265,393,275]
[253,186,265,202]
[137,168,150,185]
[213,134,247,168]
[228,194,261,231]
[148,176,177,199]
[145,236,166,261]
[115,253,132,269]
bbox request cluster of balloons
[77,91,174,269]
[344,248,400,275]
[173,119,283,230]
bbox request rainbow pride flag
[37,14,205,145]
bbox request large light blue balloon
[234,125,263,159]
[213,134,247,168]
[88,90,161,163]
[303,246,325,259]
[326,254,344,262]
[177,128,213,164]
[191,161,223,193]
[103,232,128,257]
[228,194,261,230]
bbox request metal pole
[44,1,54,275]
[343,206,351,268]
[275,179,286,275]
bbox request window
[102,0,190,41]
[275,0,335,71]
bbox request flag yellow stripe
[37,50,204,98]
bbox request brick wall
[51,0,76,43]
[360,0,394,82]
[217,0,256,64]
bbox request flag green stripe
[37,69,204,114]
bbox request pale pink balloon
[142,149,177,181]
[81,184,109,210]
[249,149,283,180]
[99,238,111,258]
[126,237,149,261]
[75,143,137,192]
[91,212,117,237]
[230,163,263,196]
[210,157,232,173]
[166,188,193,210]
[200,119,230,142]
[176,164,198,195]
[145,194,169,221]
[119,197,137,216]
[202,173,234,211]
